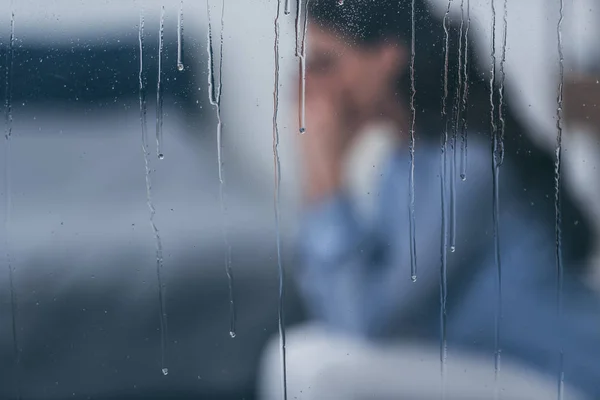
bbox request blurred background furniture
[0,2,306,399]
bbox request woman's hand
[300,82,360,203]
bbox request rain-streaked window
[1,1,600,399]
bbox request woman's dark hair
[308,0,593,269]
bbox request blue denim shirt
[297,135,600,397]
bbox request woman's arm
[296,122,496,339]
[296,89,386,336]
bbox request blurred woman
[261,0,600,398]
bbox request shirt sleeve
[447,212,600,397]
[295,138,497,339]
[296,190,392,337]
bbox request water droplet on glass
[139,6,168,377]
[411,275,417,283]
[449,245,455,253]
[156,6,165,159]
[337,0,344,5]
[298,0,310,135]
[439,3,452,384]
[274,2,288,399]
[555,0,566,397]
[460,0,471,181]
[162,368,169,376]
[207,0,236,339]
[5,11,15,139]
[408,0,418,281]
[229,331,236,338]
[177,1,184,72]
[158,153,164,160]
[294,0,303,57]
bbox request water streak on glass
[459,0,471,181]
[284,0,291,15]
[298,0,310,134]
[177,1,184,71]
[4,7,20,397]
[497,0,508,165]
[294,0,302,57]
[555,0,566,397]
[492,132,502,400]
[5,11,14,139]
[206,0,236,338]
[450,0,466,255]
[408,0,417,282]
[442,1,453,118]
[139,8,168,376]
[156,6,165,159]
[273,1,288,398]
[442,0,457,256]
[489,0,503,396]
[206,2,217,105]
[440,1,453,390]
[439,137,449,398]
[489,0,497,139]
[494,9,509,384]
[492,139,503,389]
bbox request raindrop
[139,5,168,376]
[177,1,184,71]
[206,3,217,105]
[284,0,291,15]
[450,0,468,254]
[5,11,14,140]
[449,112,457,252]
[294,0,302,57]
[460,0,471,181]
[298,0,310,133]
[408,0,417,281]
[206,0,236,339]
[156,6,165,159]
[489,0,497,141]
[498,0,508,166]
[299,0,311,134]
[442,0,454,117]
[337,0,344,5]
[273,1,288,399]
[162,368,169,376]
